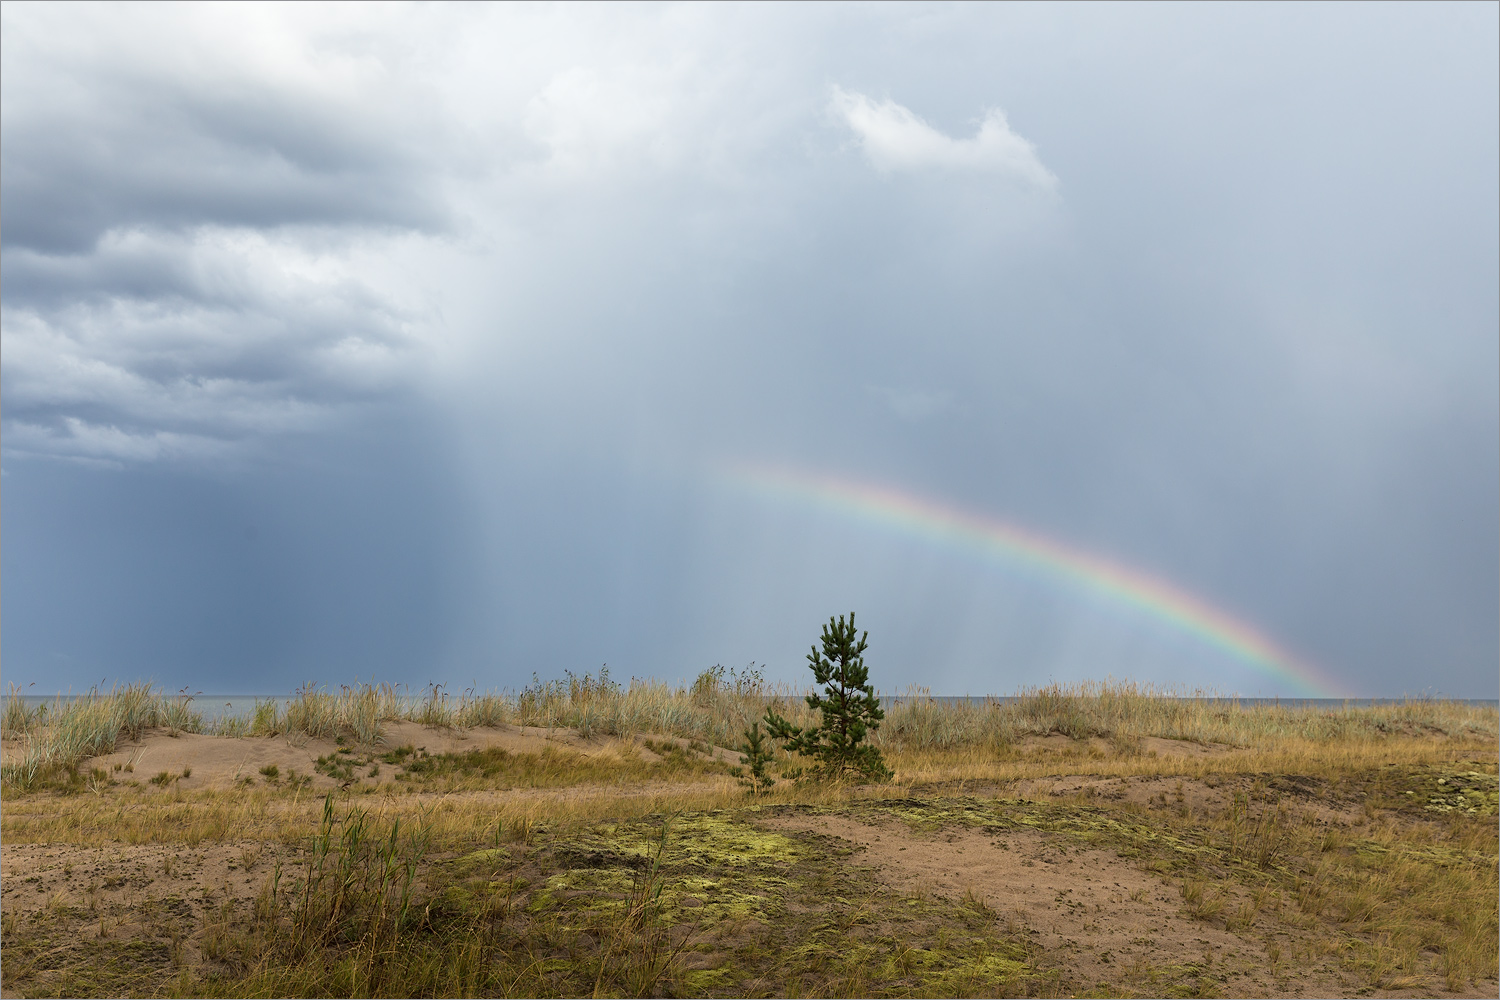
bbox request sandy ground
[761,810,1468,999]
[0,837,286,1000]
[767,810,1268,989]
[3,800,1483,1000]
[2,728,1494,998]
[0,722,743,794]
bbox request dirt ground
[2,728,1495,998]
[761,809,1437,999]
[0,722,743,794]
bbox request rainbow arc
[723,461,1343,697]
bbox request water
[880,696,1500,708]
[3,692,1494,728]
[2,694,287,726]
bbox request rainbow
[722,461,1344,697]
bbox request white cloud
[524,64,683,174]
[830,86,1056,187]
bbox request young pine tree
[764,613,892,781]
[733,721,776,795]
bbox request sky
[2,2,1496,699]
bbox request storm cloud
[3,3,1495,697]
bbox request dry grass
[6,674,1494,792]
[1,683,206,789]
[882,732,1495,793]
[880,681,1496,748]
[2,676,1495,997]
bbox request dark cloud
[1,406,466,691]
[1,227,425,464]
[2,5,1495,697]
[1,126,445,256]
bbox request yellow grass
[2,676,1495,997]
[5,674,1494,791]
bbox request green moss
[924,949,1031,994]
[1423,768,1498,816]
[441,805,1047,996]
[530,812,810,927]
[1372,761,1499,817]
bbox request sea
[3,694,280,725]
[2,692,1495,726]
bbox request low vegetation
[2,674,1495,997]
[5,673,1493,793]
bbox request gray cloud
[2,4,1495,697]
[2,227,426,463]
[1,4,453,462]
[0,5,451,254]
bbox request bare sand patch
[41,723,742,792]
[86,731,340,790]
[0,839,286,1000]
[760,810,1453,999]
[0,840,277,918]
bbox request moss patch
[441,808,1042,997]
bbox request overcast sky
[3,2,1496,698]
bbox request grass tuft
[6,677,1496,796]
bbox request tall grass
[3,684,48,737]
[188,797,693,998]
[4,673,1494,792]
[199,795,437,994]
[880,680,1499,749]
[0,684,205,790]
[502,673,1495,753]
[263,683,406,744]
